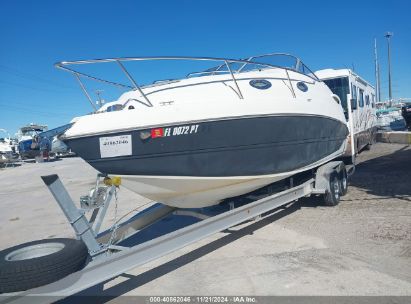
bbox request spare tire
[0,238,88,293]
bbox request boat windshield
[19,126,47,137]
[22,130,38,137]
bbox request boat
[46,124,75,157]
[15,124,48,142]
[51,136,70,155]
[0,142,13,165]
[0,129,17,165]
[375,102,406,131]
[15,124,48,159]
[57,54,349,208]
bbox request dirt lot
[275,143,411,293]
[0,143,410,297]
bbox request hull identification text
[151,124,199,138]
[99,135,132,158]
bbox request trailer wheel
[339,168,348,196]
[0,238,88,293]
[323,173,340,206]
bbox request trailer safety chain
[107,187,120,250]
[105,199,158,252]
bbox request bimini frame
[55,54,319,110]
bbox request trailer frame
[0,161,347,304]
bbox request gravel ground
[0,143,410,297]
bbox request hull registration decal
[99,135,132,158]
[150,124,199,139]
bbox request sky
[1,0,410,136]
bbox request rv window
[359,89,364,107]
[365,95,370,106]
[322,77,349,115]
[371,94,375,108]
[351,84,358,110]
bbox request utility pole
[95,90,104,108]
[374,38,381,102]
[385,32,393,104]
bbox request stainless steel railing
[55,55,318,109]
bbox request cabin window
[106,104,123,112]
[365,94,370,106]
[323,77,349,116]
[351,84,358,110]
[359,89,364,107]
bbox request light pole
[385,32,393,103]
[374,38,381,102]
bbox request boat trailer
[0,161,348,304]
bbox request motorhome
[315,69,377,163]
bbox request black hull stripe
[65,113,346,140]
[65,115,349,177]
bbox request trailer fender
[314,161,346,194]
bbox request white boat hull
[119,149,344,208]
